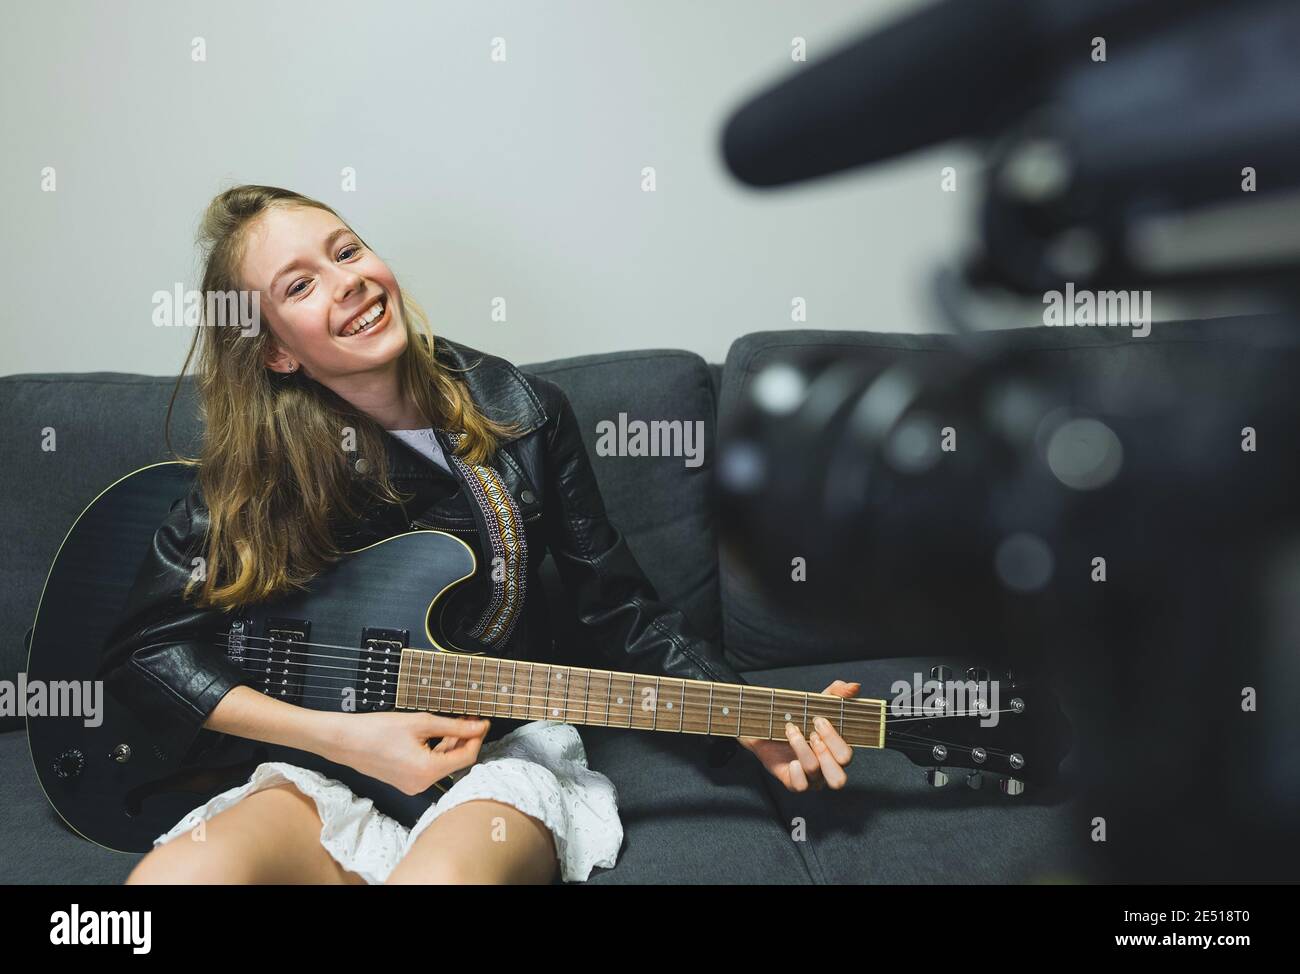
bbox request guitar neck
[395,649,886,748]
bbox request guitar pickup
[259,617,311,707]
[357,628,407,712]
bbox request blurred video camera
[716,0,1300,882]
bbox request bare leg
[126,782,367,885]
[385,799,560,885]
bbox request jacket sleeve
[540,384,749,768]
[97,479,250,763]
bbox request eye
[285,244,364,297]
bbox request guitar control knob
[925,768,949,787]
[1000,777,1025,796]
[966,772,983,790]
[110,744,132,764]
[54,748,85,779]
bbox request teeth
[343,299,384,336]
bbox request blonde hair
[164,184,517,611]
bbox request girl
[109,184,860,885]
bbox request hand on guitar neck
[739,680,862,792]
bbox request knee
[385,857,477,885]
[125,835,253,885]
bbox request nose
[333,268,367,304]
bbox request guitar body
[27,462,483,854]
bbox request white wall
[1,0,977,376]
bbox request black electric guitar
[26,462,1072,854]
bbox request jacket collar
[383,335,547,482]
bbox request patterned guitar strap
[438,429,528,651]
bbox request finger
[461,732,486,762]
[784,722,820,777]
[823,680,862,698]
[420,713,481,737]
[786,757,810,792]
[809,731,848,789]
[433,736,460,752]
[812,716,854,766]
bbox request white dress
[152,429,624,883]
[153,720,623,883]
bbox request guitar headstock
[883,664,1072,794]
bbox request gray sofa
[20,321,1272,883]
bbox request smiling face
[240,205,408,389]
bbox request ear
[263,340,298,374]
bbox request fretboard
[395,649,885,749]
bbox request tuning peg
[1000,777,1025,796]
[924,768,950,787]
[967,666,990,684]
[1004,665,1016,683]
[930,664,953,682]
[966,771,983,790]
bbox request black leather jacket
[100,337,747,770]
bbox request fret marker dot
[444,680,451,688]
[722,707,729,716]
[421,678,429,685]
[552,708,559,716]
[471,683,478,690]
[666,702,673,710]
[501,686,509,693]
[617,697,624,705]
[785,713,792,721]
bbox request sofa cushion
[715,317,1295,672]
[578,723,816,883]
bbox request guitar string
[225,649,1019,761]
[213,633,888,728]
[229,659,886,737]
[215,631,1018,715]
[223,641,1008,736]
[214,633,1022,759]
[225,650,1015,761]
[217,634,1012,738]
[222,650,887,736]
